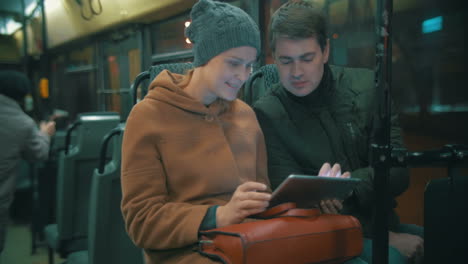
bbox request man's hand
[216,182,271,228]
[317,163,351,214]
[319,199,343,214]
[318,163,350,178]
[389,231,424,264]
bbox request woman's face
[198,46,257,105]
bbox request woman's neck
[184,68,217,106]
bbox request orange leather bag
[198,203,363,264]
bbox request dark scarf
[280,64,351,172]
[283,64,335,112]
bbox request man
[0,71,55,256]
[253,1,423,263]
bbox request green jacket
[253,64,409,237]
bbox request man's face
[274,37,329,97]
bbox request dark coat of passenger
[253,64,409,237]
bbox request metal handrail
[130,71,150,106]
[97,126,124,174]
[64,121,81,155]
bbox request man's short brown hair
[269,0,328,53]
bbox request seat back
[130,62,193,105]
[33,129,77,253]
[52,129,78,156]
[148,62,193,81]
[424,172,468,264]
[55,112,120,252]
[242,64,279,106]
[87,123,144,264]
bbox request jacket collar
[281,64,335,111]
[145,70,230,117]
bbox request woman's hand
[216,182,271,228]
[317,163,350,214]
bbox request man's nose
[291,62,304,79]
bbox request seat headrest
[258,64,280,88]
[149,63,194,81]
[242,64,280,105]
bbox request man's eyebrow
[278,55,293,60]
[300,52,316,59]
[277,52,316,60]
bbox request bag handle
[252,202,320,219]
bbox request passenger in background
[253,1,423,263]
[0,71,56,256]
[120,0,268,263]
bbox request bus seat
[87,123,144,264]
[242,64,279,106]
[44,112,120,264]
[64,250,88,264]
[32,129,78,253]
[130,62,193,105]
[424,171,468,263]
[148,62,194,81]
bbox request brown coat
[121,70,269,263]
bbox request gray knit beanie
[186,0,261,67]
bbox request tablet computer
[269,174,361,207]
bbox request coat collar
[146,70,230,117]
[0,94,22,110]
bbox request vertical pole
[40,0,47,54]
[20,0,29,76]
[245,0,261,69]
[372,0,393,263]
[40,0,51,117]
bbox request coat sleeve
[120,104,210,250]
[254,118,272,193]
[254,106,303,190]
[21,119,50,161]
[351,166,409,211]
[352,89,410,211]
[388,103,410,197]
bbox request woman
[121,0,354,263]
[121,1,270,263]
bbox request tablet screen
[269,174,361,207]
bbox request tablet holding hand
[269,164,360,208]
[317,163,351,214]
